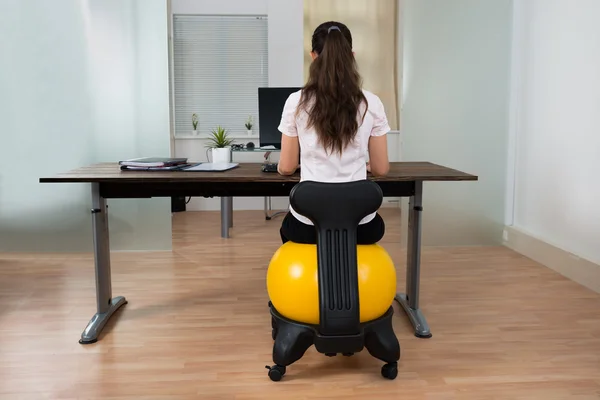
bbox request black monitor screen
[258,87,301,149]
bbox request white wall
[400,0,513,245]
[171,0,267,16]
[509,0,600,265]
[0,0,172,252]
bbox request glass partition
[0,0,172,252]
[400,0,512,246]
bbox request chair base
[266,302,401,381]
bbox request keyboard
[261,163,279,173]
[261,163,300,173]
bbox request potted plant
[192,113,199,135]
[207,125,234,163]
[245,115,253,136]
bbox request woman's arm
[368,135,389,176]
[278,134,300,175]
[277,93,300,175]
[367,95,390,176]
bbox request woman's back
[279,88,389,225]
[279,88,389,184]
[277,20,390,233]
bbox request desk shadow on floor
[94,289,235,342]
[107,289,233,320]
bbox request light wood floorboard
[1,209,600,399]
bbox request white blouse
[278,89,391,226]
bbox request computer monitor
[258,87,302,149]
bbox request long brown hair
[297,21,368,155]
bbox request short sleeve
[277,93,299,137]
[370,96,391,137]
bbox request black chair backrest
[289,180,383,336]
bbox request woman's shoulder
[280,90,304,115]
[361,89,384,106]
[286,89,303,104]
[361,89,386,115]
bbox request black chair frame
[266,180,401,381]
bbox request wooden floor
[1,209,600,399]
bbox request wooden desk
[40,162,477,344]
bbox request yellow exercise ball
[266,241,396,325]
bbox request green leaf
[206,125,233,148]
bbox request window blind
[172,15,268,137]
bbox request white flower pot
[211,147,231,164]
[192,130,199,136]
[247,129,253,136]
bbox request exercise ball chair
[265,180,401,381]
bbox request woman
[277,21,391,245]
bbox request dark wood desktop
[40,161,477,344]
[40,161,475,183]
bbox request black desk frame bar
[80,179,430,343]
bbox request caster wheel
[381,362,398,380]
[325,353,337,357]
[266,216,272,221]
[266,365,286,381]
[343,352,354,357]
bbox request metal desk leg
[80,183,127,344]
[227,197,233,228]
[264,196,286,221]
[221,197,232,238]
[395,180,432,338]
[264,197,269,220]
